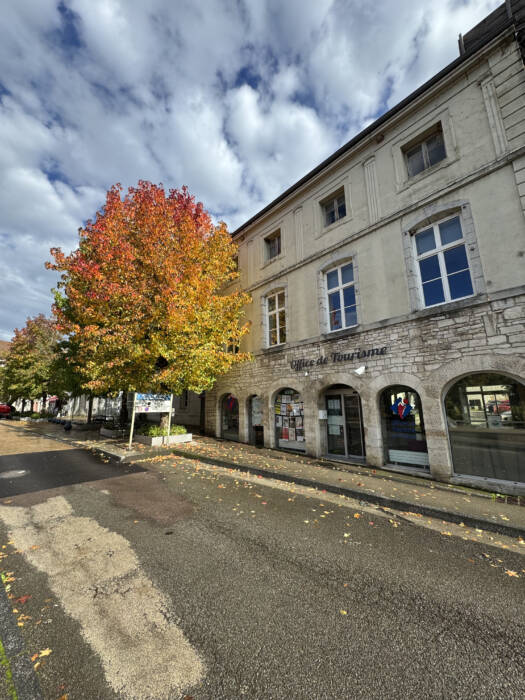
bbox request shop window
[414,215,474,307]
[267,291,286,346]
[380,386,428,467]
[445,373,525,483]
[326,262,357,331]
[221,394,239,441]
[275,388,305,452]
[264,230,281,261]
[321,188,346,227]
[403,123,446,178]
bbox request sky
[0,0,501,340]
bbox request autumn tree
[2,315,62,410]
[47,182,250,403]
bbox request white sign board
[135,393,172,413]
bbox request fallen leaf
[15,595,31,605]
[505,570,519,578]
[340,609,348,615]
[353,513,360,519]
[39,648,52,657]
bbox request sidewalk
[10,421,525,539]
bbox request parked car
[0,404,13,419]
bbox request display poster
[135,393,172,413]
[275,403,281,415]
[251,396,263,426]
[289,428,296,441]
[281,395,291,403]
[297,435,304,441]
[283,417,289,428]
[296,416,303,428]
[282,427,289,440]
[276,416,282,427]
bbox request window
[326,262,357,331]
[264,230,281,261]
[267,291,286,346]
[414,215,474,307]
[226,341,239,354]
[321,189,346,227]
[404,125,446,178]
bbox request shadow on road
[0,448,146,498]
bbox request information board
[135,394,172,413]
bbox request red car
[0,404,13,418]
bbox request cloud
[0,0,501,339]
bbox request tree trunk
[87,395,94,424]
[30,399,34,413]
[21,399,26,413]
[119,392,129,426]
[42,392,47,412]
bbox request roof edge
[232,11,514,238]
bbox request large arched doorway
[274,388,305,452]
[445,373,525,482]
[380,386,428,468]
[221,394,239,441]
[324,385,365,459]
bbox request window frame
[403,123,446,179]
[264,229,282,262]
[325,261,358,332]
[320,188,347,228]
[266,290,286,347]
[413,214,474,309]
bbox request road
[0,423,524,699]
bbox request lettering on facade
[290,347,388,372]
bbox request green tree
[3,315,62,410]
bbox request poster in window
[276,416,282,427]
[282,417,289,428]
[289,428,296,441]
[297,435,304,441]
[275,404,281,415]
[282,427,289,440]
[296,416,303,428]
[281,395,290,403]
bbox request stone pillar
[361,391,384,467]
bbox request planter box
[100,427,125,438]
[135,433,192,447]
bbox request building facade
[206,2,525,495]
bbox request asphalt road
[0,424,524,699]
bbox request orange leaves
[46,181,252,395]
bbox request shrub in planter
[135,423,191,446]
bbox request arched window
[445,373,525,482]
[221,394,239,441]
[380,386,428,468]
[275,388,305,452]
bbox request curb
[160,447,525,539]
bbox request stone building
[206,1,525,494]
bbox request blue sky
[0,0,500,340]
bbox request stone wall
[206,290,525,491]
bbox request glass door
[344,394,365,458]
[326,392,365,459]
[326,396,345,455]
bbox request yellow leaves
[504,570,520,578]
[339,610,348,615]
[353,513,360,519]
[38,648,52,657]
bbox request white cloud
[0,0,501,339]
